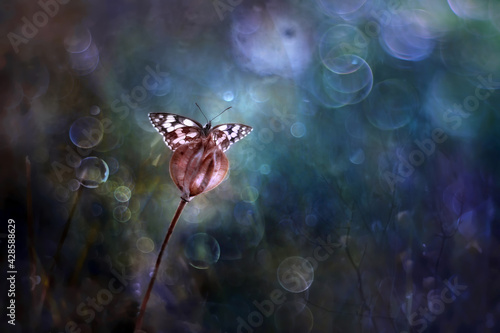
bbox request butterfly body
[149,112,252,201]
[201,122,212,136]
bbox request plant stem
[26,156,39,330]
[26,157,36,288]
[49,186,83,273]
[135,197,189,331]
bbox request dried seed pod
[169,138,229,201]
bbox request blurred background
[1,0,500,332]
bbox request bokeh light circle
[310,55,373,107]
[89,105,100,115]
[68,179,80,191]
[114,186,132,202]
[259,164,271,175]
[322,55,373,101]
[277,256,314,293]
[75,157,109,188]
[184,233,221,269]
[448,0,489,20]
[306,65,345,108]
[223,90,234,102]
[290,122,306,138]
[241,186,259,203]
[323,54,368,75]
[305,214,317,227]
[136,237,155,253]
[232,5,263,34]
[64,25,92,53]
[69,117,104,149]
[318,0,367,15]
[69,42,99,75]
[379,10,436,62]
[319,25,369,63]
[249,81,272,103]
[113,205,131,223]
[366,79,419,130]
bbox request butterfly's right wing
[212,123,253,152]
[149,113,204,151]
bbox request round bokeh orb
[69,117,104,149]
[75,157,109,188]
[184,233,221,269]
[136,237,155,253]
[114,186,132,202]
[319,24,369,62]
[277,256,314,293]
[366,79,419,130]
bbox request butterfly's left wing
[149,113,204,151]
[212,123,253,152]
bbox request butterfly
[148,110,253,152]
[148,106,253,201]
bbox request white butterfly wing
[149,113,204,151]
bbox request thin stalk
[26,157,36,290]
[135,197,189,331]
[49,186,83,273]
[26,156,38,330]
[70,226,99,285]
[40,185,83,328]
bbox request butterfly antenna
[195,103,209,123]
[210,106,232,122]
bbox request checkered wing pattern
[149,113,204,151]
[212,124,253,152]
